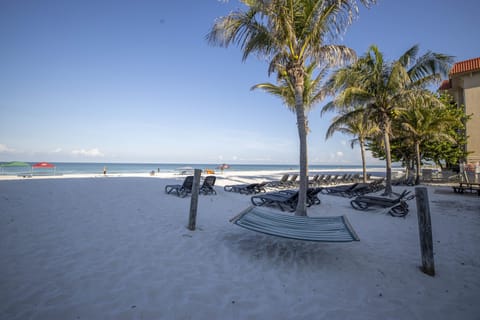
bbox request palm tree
[324,107,380,183]
[207,0,376,215]
[398,96,458,185]
[251,63,327,130]
[323,45,452,195]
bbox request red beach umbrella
[32,162,56,175]
[32,162,55,168]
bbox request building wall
[464,84,480,163]
[450,72,480,163]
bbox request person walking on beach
[103,166,107,176]
[476,162,480,183]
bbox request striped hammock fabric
[230,206,360,242]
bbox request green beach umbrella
[0,161,31,175]
[0,161,30,167]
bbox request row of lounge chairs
[308,173,369,187]
[165,175,217,197]
[247,184,413,216]
[224,174,370,195]
[223,173,370,195]
[267,173,369,189]
[165,172,358,198]
[165,174,412,218]
[249,184,414,217]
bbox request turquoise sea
[0,162,398,176]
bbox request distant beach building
[440,57,480,163]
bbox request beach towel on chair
[230,206,359,242]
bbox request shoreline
[0,167,405,182]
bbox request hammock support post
[188,169,202,231]
[415,187,435,276]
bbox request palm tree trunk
[383,119,393,195]
[288,63,308,216]
[415,141,421,185]
[360,139,367,183]
[295,95,308,217]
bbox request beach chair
[341,179,385,198]
[266,174,290,189]
[199,175,217,195]
[321,183,358,196]
[392,175,415,186]
[351,173,361,183]
[225,183,250,193]
[325,174,337,185]
[276,187,323,206]
[251,182,268,194]
[452,182,480,196]
[335,174,349,184]
[308,174,320,187]
[285,174,299,187]
[341,183,372,198]
[251,190,299,211]
[251,187,323,211]
[350,190,414,217]
[370,179,386,192]
[337,173,352,183]
[306,187,323,205]
[165,176,194,197]
[224,182,267,194]
[322,174,336,185]
[317,174,327,186]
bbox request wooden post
[188,169,202,231]
[415,187,435,276]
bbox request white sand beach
[1,172,479,319]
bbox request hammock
[230,206,360,242]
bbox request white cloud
[336,151,344,157]
[71,148,104,157]
[51,148,63,153]
[0,144,15,153]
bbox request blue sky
[1,0,479,165]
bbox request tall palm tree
[324,107,380,183]
[398,95,458,185]
[207,0,376,215]
[323,45,452,195]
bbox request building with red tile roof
[440,57,480,164]
[450,57,480,76]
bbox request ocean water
[0,162,398,176]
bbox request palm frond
[408,50,454,84]
[398,44,419,67]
